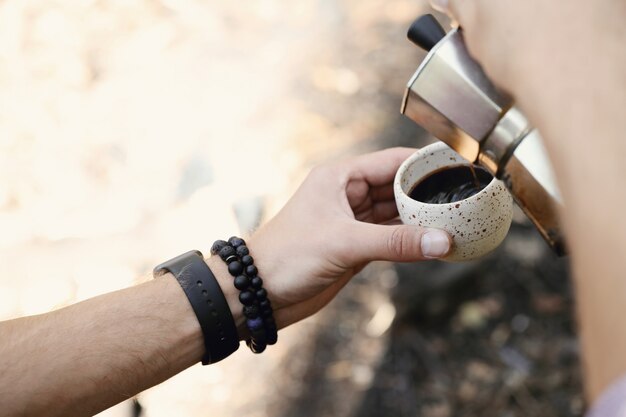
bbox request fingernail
[429,0,450,13]
[421,229,451,258]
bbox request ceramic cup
[394,142,514,262]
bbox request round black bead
[241,255,254,266]
[264,315,277,345]
[227,261,244,276]
[211,240,229,255]
[218,245,236,261]
[233,275,250,290]
[236,245,249,257]
[250,326,267,341]
[255,288,268,301]
[259,299,270,309]
[245,265,258,276]
[261,308,273,318]
[239,291,255,305]
[250,276,263,289]
[249,340,267,354]
[228,236,246,248]
[243,305,260,318]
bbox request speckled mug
[394,142,513,262]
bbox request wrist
[209,236,279,352]
[243,234,307,330]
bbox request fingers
[354,200,400,224]
[346,147,416,187]
[338,222,451,263]
[370,184,395,202]
[354,200,400,223]
[371,201,400,224]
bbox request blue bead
[246,317,263,330]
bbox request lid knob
[407,14,446,51]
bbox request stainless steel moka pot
[401,14,566,254]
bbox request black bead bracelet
[211,236,278,352]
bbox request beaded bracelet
[211,237,278,353]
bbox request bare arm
[0,274,206,417]
[437,0,626,399]
[0,148,451,417]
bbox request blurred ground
[0,1,582,416]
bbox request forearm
[0,230,352,417]
[0,264,242,417]
[0,145,449,415]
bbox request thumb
[344,223,452,263]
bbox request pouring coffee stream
[401,14,566,255]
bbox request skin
[434,0,626,401]
[0,147,451,417]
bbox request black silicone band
[153,250,239,365]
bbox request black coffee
[409,165,492,204]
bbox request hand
[245,147,451,329]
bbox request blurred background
[0,1,582,416]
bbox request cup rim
[395,142,498,207]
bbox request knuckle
[308,162,339,181]
[309,161,350,189]
[387,227,411,258]
[303,164,329,189]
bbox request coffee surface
[409,165,492,204]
